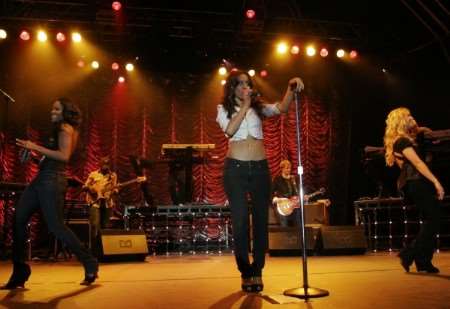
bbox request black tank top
[38,129,66,173]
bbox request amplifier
[99,229,148,262]
[268,226,321,256]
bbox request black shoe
[251,276,264,292]
[0,263,31,290]
[241,277,253,292]
[81,260,99,286]
[398,250,414,272]
[416,262,439,274]
[80,272,98,286]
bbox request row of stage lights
[77,60,135,83]
[0,29,82,43]
[275,42,358,59]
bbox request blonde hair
[280,160,291,169]
[383,107,416,166]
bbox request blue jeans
[223,158,271,278]
[12,171,96,268]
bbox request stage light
[221,80,226,86]
[246,9,256,19]
[260,70,268,77]
[306,46,316,57]
[349,50,358,59]
[231,68,238,72]
[77,60,85,68]
[248,69,255,77]
[72,32,82,43]
[37,30,47,42]
[112,1,122,11]
[20,30,30,41]
[91,61,99,69]
[336,49,345,58]
[0,29,7,39]
[276,42,288,54]
[290,45,300,55]
[111,62,119,70]
[320,48,329,57]
[218,67,227,75]
[118,76,125,83]
[56,32,66,42]
[125,63,134,71]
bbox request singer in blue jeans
[216,70,303,292]
[1,98,98,290]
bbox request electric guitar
[274,187,329,216]
[85,176,146,205]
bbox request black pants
[12,171,96,268]
[403,179,441,265]
[223,158,271,278]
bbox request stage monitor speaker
[268,226,321,256]
[99,229,148,262]
[320,225,367,255]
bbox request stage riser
[354,197,450,251]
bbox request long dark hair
[50,98,82,149]
[221,70,264,119]
[57,97,82,128]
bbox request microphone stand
[283,88,329,300]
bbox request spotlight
[218,67,227,75]
[276,42,288,54]
[221,80,226,86]
[77,60,85,68]
[37,30,47,42]
[112,1,122,11]
[20,30,30,41]
[231,68,238,72]
[111,62,119,70]
[306,46,316,57]
[72,32,82,43]
[260,70,268,77]
[118,76,125,83]
[320,48,329,57]
[0,29,7,39]
[336,49,345,58]
[125,63,134,72]
[56,32,66,42]
[290,45,300,55]
[91,61,99,69]
[246,9,256,19]
[248,69,255,77]
[349,50,358,59]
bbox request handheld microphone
[19,149,31,164]
[250,89,261,98]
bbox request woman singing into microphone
[1,98,98,289]
[216,70,303,292]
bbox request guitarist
[83,157,118,249]
[271,160,299,227]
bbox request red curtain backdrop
[1,72,349,236]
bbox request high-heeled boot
[0,263,31,289]
[80,260,99,286]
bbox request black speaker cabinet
[268,226,321,256]
[99,229,148,262]
[320,225,367,255]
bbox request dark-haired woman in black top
[1,98,98,289]
[384,107,444,273]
